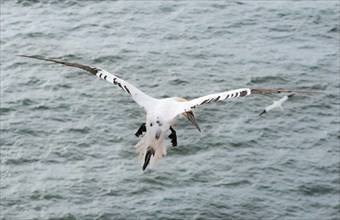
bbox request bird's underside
[18,55,321,171]
[135,123,177,147]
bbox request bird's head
[175,97,201,132]
[182,110,201,132]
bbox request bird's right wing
[18,55,157,110]
[176,88,320,115]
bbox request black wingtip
[17,54,42,59]
[259,110,266,116]
[287,93,295,98]
[18,54,99,75]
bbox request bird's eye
[150,123,153,127]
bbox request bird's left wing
[176,88,319,115]
[18,55,157,110]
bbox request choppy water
[1,1,339,219]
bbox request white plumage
[19,55,317,171]
[259,93,295,116]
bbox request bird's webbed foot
[168,126,177,147]
[135,123,146,137]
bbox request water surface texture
[1,1,339,219]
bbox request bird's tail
[135,134,167,171]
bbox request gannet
[19,55,317,171]
[259,93,295,116]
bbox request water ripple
[1,1,339,220]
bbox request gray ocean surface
[1,1,339,219]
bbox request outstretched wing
[18,55,157,110]
[177,88,320,114]
[259,93,295,116]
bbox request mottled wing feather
[250,89,317,95]
[178,88,319,113]
[18,55,156,109]
[181,88,252,112]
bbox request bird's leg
[135,123,146,137]
[168,126,177,147]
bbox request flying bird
[18,55,317,171]
[259,93,295,116]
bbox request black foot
[135,123,146,137]
[168,126,177,147]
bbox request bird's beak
[185,111,201,132]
